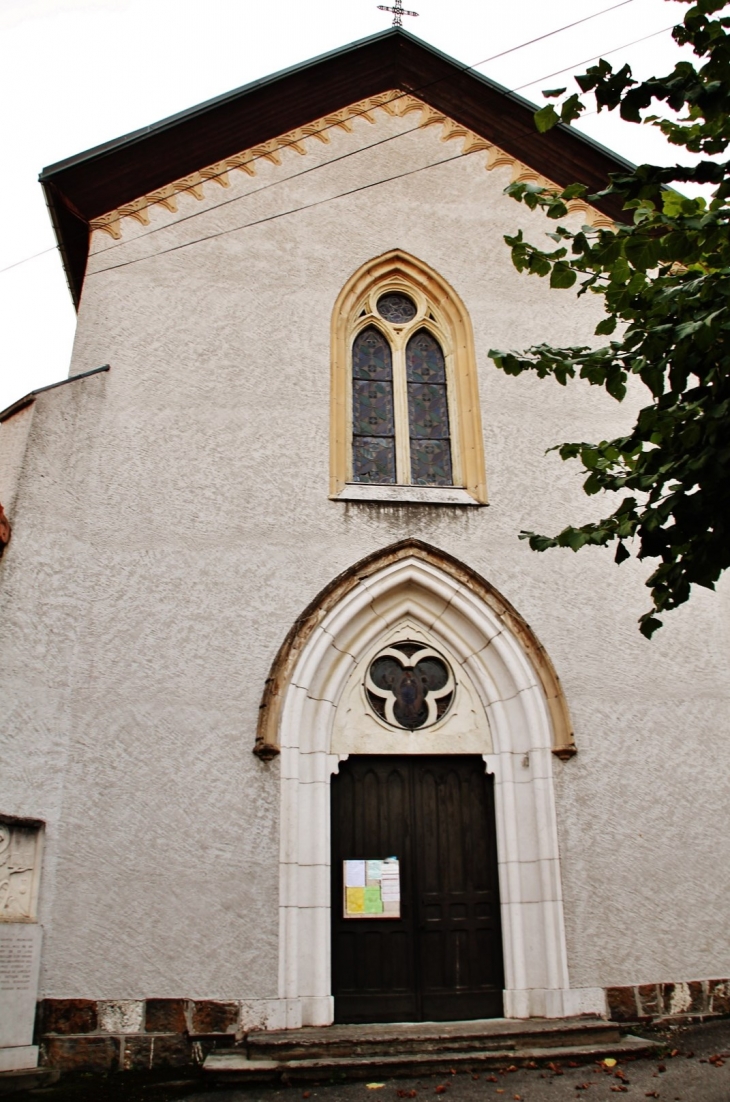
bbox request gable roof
[40,27,633,308]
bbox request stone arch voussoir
[254,539,576,762]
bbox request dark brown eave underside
[40,30,632,308]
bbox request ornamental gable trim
[88,91,613,243]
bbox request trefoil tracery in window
[331,250,487,504]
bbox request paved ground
[15,1020,730,1102]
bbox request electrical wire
[87,148,477,277]
[61,2,655,264]
[512,24,675,92]
[0,246,57,275]
[1,0,643,277]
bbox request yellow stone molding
[89,90,614,240]
[330,248,487,504]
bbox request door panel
[331,756,503,1023]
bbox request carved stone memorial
[0,820,43,1071]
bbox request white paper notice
[380,857,400,901]
[366,860,383,882]
[344,859,366,887]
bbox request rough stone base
[606,979,730,1023]
[37,983,730,1072]
[38,998,252,1073]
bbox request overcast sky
[0,0,694,410]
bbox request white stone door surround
[271,543,605,1027]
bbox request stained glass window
[406,331,453,485]
[377,293,417,324]
[352,327,396,484]
[365,641,455,729]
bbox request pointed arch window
[331,251,487,505]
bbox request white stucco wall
[1,102,729,1003]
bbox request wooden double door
[331,756,504,1023]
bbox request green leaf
[615,541,631,564]
[496,0,730,636]
[550,262,577,289]
[534,104,560,133]
[542,87,567,99]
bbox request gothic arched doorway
[256,540,603,1027]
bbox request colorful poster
[344,857,400,919]
[345,887,365,913]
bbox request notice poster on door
[343,857,400,919]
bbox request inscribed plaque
[0,924,42,1050]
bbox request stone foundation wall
[37,983,730,1073]
[38,998,244,1072]
[606,979,730,1023]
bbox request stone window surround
[270,548,604,1027]
[330,250,488,506]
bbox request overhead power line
[87,149,483,277]
[1,0,645,278]
[0,246,57,276]
[512,24,675,92]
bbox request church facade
[1,29,728,1075]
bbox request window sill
[333,484,486,506]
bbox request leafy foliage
[489,0,730,636]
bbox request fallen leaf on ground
[645,1093,659,1098]
[610,1088,628,1094]
[575,1085,591,1091]
[434,1086,447,1094]
[396,1090,417,1098]
[302,1093,311,1098]
[367,1085,386,1091]
[486,1075,498,1082]
[604,1058,617,1068]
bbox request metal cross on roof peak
[377,0,418,27]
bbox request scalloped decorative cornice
[89,90,614,240]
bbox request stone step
[0,1067,60,1096]
[246,1018,621,1061]
[204,1035,657,1083]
